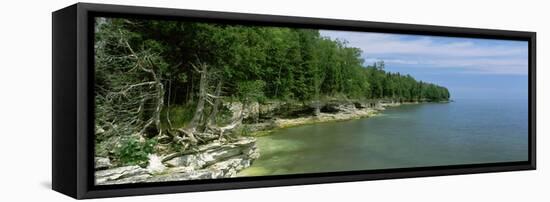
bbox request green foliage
[236,80,267,103]
[98,18,450,103]
[114,137,157,166]
[363,65,449,101]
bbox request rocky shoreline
[273,104,378,129]
[94,99,419,185]
[239,100,408,135]
[95,137,259,185]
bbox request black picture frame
[52,3,536,199]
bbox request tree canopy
[95,18,449,105]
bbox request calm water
[238,98,528,176]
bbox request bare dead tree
[188,62,208,129]
[95,26,165,140]
[207,80,224,127]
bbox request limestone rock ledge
[95,137,259,185]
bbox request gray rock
[165,154,203,169]
[164,137,256,168]
[231,137,256,147]
[96,137,259,184]
[244,146,260,159]
[95,157,112,170]
[167,166,194,173]
[146,169,223,182]
[95,165,150,184]
[146,172,193,182]
[200,147,243,166]
[147,154,167,174]
[98,174,151,185]
[225,102,260,121]
[208,155,251,177]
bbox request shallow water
[238,98,528,177]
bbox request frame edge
[52,3,79,199]
[66,2,537,199]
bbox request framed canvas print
[52,3,536,199]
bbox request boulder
[94,157,112,170]
[147,154,166,175]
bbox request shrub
[114,136,157,166]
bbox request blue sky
[319,30,529,100]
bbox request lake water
[238,98,528,177]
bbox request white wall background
[0,0,546,201]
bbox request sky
[319,30,529,100]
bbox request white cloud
[320,30,528,75]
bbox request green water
[238,98,528,177]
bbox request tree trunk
[189,63,208,128]
[215,102,245,140]
[313,101,321,116]
[207,80,223,126]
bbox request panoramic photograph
[93,17,528,185]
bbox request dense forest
[94,18,450,166]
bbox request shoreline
[245,100,450,137]
[94,100,447,185]
[273,108,379,129]
[245,101,425,137]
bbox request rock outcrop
[226,100,381,130]
[95,157,112,170]
[273,106,378,128]
[95,137,259,185]
[228,100,384,121]
[95,165,150,184]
